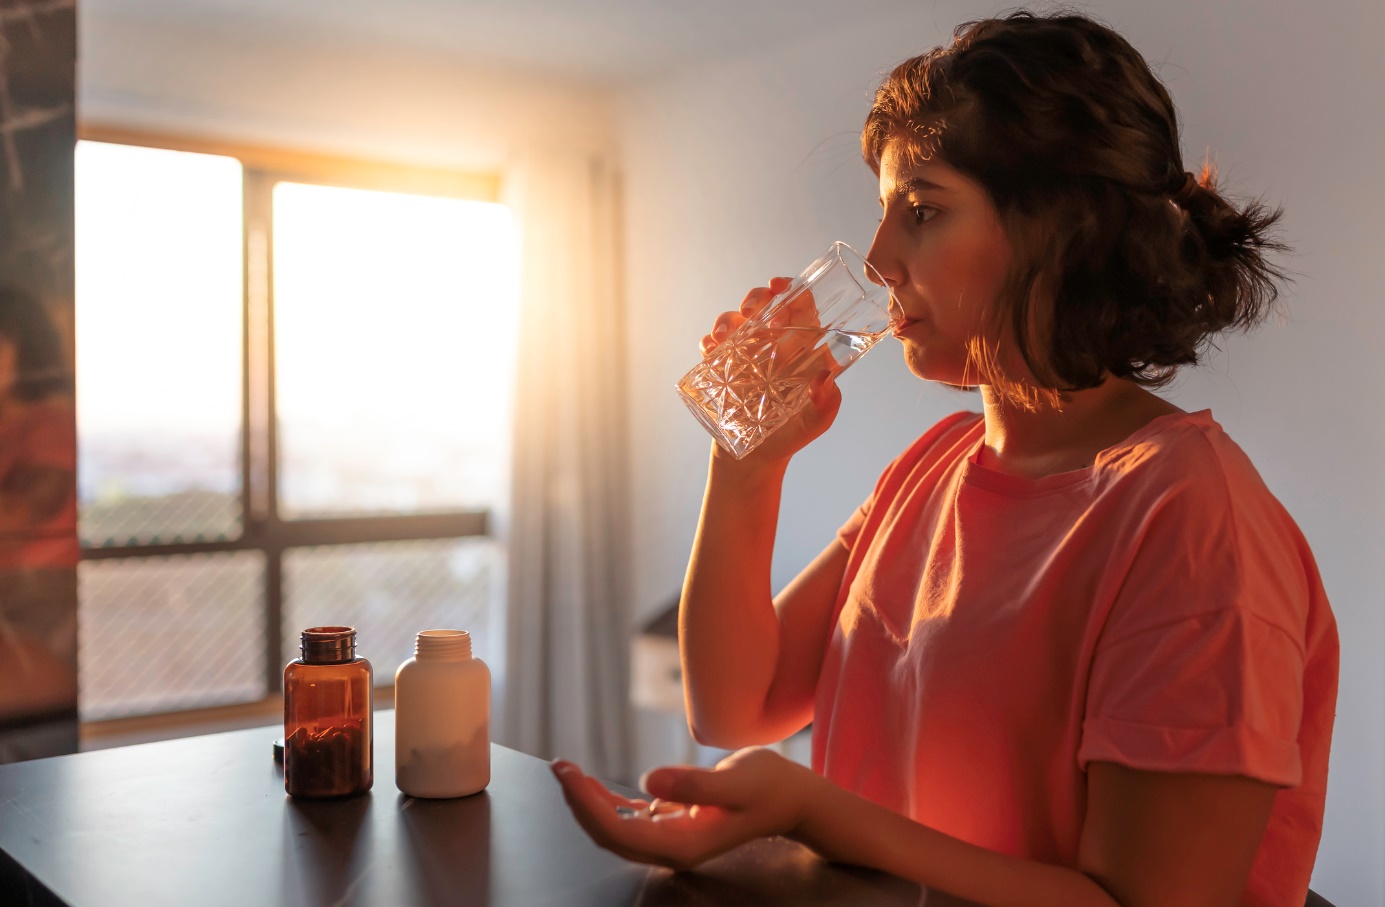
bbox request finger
[740,276,791,318]
[557,779,660,864]
[810,370,842,413]
[767,297,810,330]
[702,311,747,356]
[554,767,640,843]
[639,765,689,799]
[712,311,745,340]
[553,762,652,813]
[581,774,654,814]
[649,798,682,817]
[556,768,699,869]
[641,765,741,808]
[555,765,661,829]
[649,802,731,828]
[780,288,820,329]
[738,285,775,317]
[557,763,754,871]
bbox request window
[75,134,517,721]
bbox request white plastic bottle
[394,629,491,798]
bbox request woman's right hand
[699,277,843,469]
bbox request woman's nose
[865,224,903,289]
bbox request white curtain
[497,147,631,782]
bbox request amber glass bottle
[283,626,373,798]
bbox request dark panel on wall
[0,0,79,762]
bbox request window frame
[77,125,502,707]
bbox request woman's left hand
[550,745,821,871]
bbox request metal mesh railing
[283,537,496,679]
[80,489,241,548]
[78,551,267,720]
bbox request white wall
[617,1,1384,903]
[81,10,616,170]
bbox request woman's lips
[891,317,921,337]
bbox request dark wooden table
[0,710,979,906]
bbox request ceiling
[85,0,916,85]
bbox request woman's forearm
[790,774,1118,907]
[678,446,789,747]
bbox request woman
[552,12,1337,907]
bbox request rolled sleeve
[1079,609,1305,786]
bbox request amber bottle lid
[300,626,357,665]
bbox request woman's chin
[899,344,969,385]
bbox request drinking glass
[675,241,894,459]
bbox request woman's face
[866,141,1014,385]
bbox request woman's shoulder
[1099,409,1336,667]
[1099,409,1307,546]
[1100,409,1258,488]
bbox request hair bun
[1169,170,1200,205]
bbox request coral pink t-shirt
[812,410,1338,906]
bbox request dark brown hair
[863,10,1286,397]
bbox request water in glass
[677,323,886,459]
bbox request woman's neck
[976,379,1182,479]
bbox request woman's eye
[911,206,938,225]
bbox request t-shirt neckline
[959,409,1214,497]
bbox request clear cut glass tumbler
[675,241,894,459]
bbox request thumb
[639,765,739,808]
[809,369,842,415]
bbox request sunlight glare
[272,181,519,516]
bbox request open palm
[550,746,819,872]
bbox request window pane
[272,183,518,518]
[75,141,243,546]
[283,538,495,678]
[78,551,266,720]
